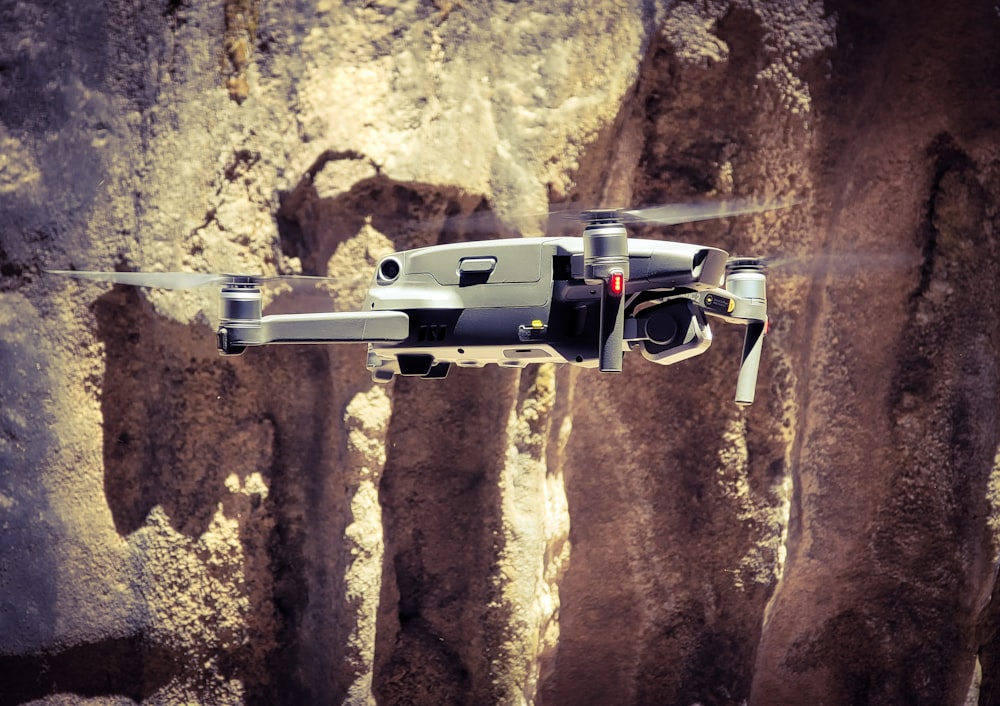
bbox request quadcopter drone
[52,199,783,405]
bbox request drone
[51,198,787,406]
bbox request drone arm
[583,221,629,373]
[262,311,410,344]
[218,310,409,351]
[724,266,767,406]
[735,321,766,406]
[691,265,767,406]
[598,284,626,372]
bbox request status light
[609,270,624,296]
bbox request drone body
[212,212,769,405]
[52,203,776,405]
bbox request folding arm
[217,311,409,355]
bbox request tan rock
[2,1,999,705]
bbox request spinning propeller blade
[47,270,230,290]
[621,196,799,226]
[745,250,921,277]
[47,270,341,291]
[436,196,800,236]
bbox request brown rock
[1,1,999,705]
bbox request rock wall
[1,0,998,704]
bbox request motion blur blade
[742,251,922,277]
[726,257,770,273]
[622,197,800,226]
[48,270,231,289]
[431,196,800,236]
[235,274,349,288]
[48,270,346,291]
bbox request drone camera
[638,306,681,345]
[638,302,712,365]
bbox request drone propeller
[47,270,339,291]
[558,196,798,228]
[620,197,798,226]
[746,250,922,277]
[435,195,800,237]
[47,270,231,290]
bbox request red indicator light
[608,270,624,296]
[764,316,770,334]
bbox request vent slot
[417,324,448,342]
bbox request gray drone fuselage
[213,235,768,404]
[361,235,726,376]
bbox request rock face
[1,0,999,704]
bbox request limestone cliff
[1,0,999,705]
